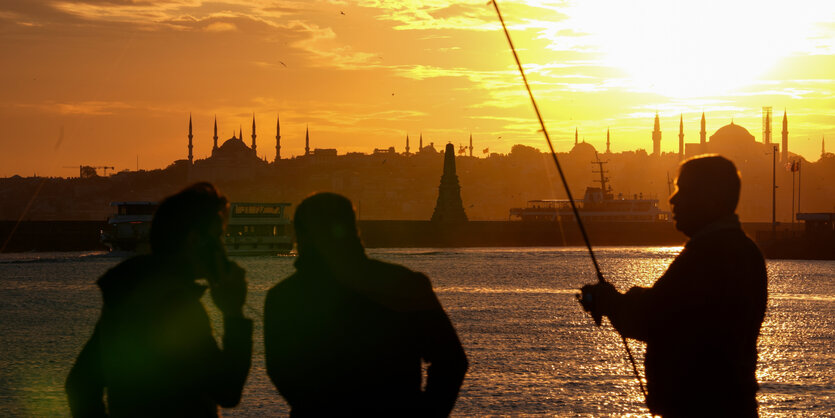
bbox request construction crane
[62,165,116,178]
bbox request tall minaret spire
[606,128,611,153]
[405,133,410,155]
[652,112,662,156]
[678,114,684,159]
[469,133,473,157]
[251,113,257,154]
[419,133,423,151]
[187,114,194,164]
[239,125,242,141]
[213,116,218,151]
[700,112,706,145]
[822,136,826,159]
[305,125,310,156]
[275,114,281,162]
[575,127,578,145]
[781,110,788,162]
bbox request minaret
[275,114,281,162]
[187,114,194,164]
[678,114,684,159]
[575,127,578,145]
[305,125,310,156]
[239,125,242,141]
[781,110,788,162]
[469,133,473,157]
[606,128,611,153]
[213,116,219,151]
[823,136,826,159]
[764,109,772,144]
[419,133,423,151]
[652,112,662,156]
[251,114,257,154]
[405,134,410,155]
[431,143,468,222]
[700,112,706,146]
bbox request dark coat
[607,220,768,417]
[264,256,468,417]
[65,255,253,417]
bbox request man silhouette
[264,193,468,416]
[581,155,768,417]
[66,183,252,417]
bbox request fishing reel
[577,289,603,326]
[577,278,610,327]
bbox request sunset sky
[1,0,833,177]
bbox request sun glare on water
[557,0,826,98]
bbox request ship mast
[592,152,611,197]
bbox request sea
[0,247,833,417]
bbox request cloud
[14,100,134,115]
[204,21,236,32]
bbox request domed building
[707,121,775,161]
[190,115,273,183]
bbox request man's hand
[210,260,247,319]
[578,281,618,326]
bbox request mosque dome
[709,122,755,145]
[216,137,252,156]
[570,141,597,155]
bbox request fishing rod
[489,0,647,402]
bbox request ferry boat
[224,202,293,256]
[100,201,293,256]
[509,155,671,223]
[100,201,158,253]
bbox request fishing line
[489,0,647,402]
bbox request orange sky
[1,0,833,177]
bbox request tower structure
[275,114,281,162]
[678,114,684,159]
[431,143,468,222]
[251,114,257,154]
[606,128,611,153]
[419,133,423,151]
[823,136,826,159]
[700,112,706,145]
[781,110,788,162]
[575,127,578,145]
[652,112,662,156]
[405,134,410,155]
[305,125,310,156]
[763,106,773,144]
[187,114,194,164]
[469,133,473,157]
[213,116,219,151]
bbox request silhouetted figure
[264,193,468,416]
[65,183,252,417]
[581,155,768,417]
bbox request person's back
[264,193,467,416]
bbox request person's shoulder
[96,255,158,299]
[366,258,431,286]
[265,272,306,303]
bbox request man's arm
[206,261,253,407]
[66,323,108,418]
[418,277,468,417]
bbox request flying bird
[340,11,345,15]
[279,61,287,67]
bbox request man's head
[669,155,740,237]
[293,193,362,258]
[150,182,229,271]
